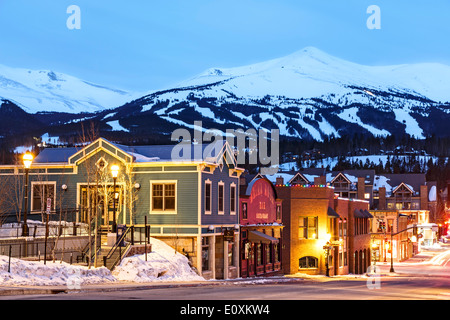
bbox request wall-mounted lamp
[134,183,141,189]
[61,184,68,191]
[208,225,215,233]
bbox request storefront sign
[223,229,234,242]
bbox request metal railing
[0,223,90,239]
[103,226,134,270]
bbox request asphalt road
[4,245,450,302]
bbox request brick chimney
[420,185,428,210]
[276,176,284,186]
[314,175,326,186]
[357,177,365,200]
[379,187,386,210]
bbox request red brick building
[334,198,373,275]
[239,177,283,277]
[274,181,372,276]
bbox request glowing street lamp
[111,165,119,232]
[22,153,33,236]
[323,233,332,277]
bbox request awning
[363,209,373,218]
[327,207,340,218]
[354,209,366,218]
[354,209,373,218]
[248,230,279,244]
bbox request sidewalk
[0,280,218,297]
[0,276,306,297]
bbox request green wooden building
[0,138,244,279]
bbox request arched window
[299,256,318,269]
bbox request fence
[0,222,90,240]
[0,235,90,263]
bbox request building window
[218,182,224,214]
[266,244,272,264]
[387,219,394,233]
[256,244,262,266]
[230,185,236,214]
[299,216,318,239]
[274,243,280,263]
[299,256,318,269]
[228,242,235,267]
[151,182,176,213]
[242,202,248,220]
[364,193,371,199]
[202,237,210,271]
[205,181,212,214]
[32,182,56,212]
[276,205,281,220]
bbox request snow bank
[0,256,115,286]
[112,238,204,282]
[0,237,203,286]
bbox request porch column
[196,235,202,277]
[211,235,216,279]
[234,233,240,277]
[224,240,229,280]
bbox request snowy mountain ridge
[118,47,449,141]
[0,64,138,113]
[0,47,449,142]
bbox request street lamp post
[371,241,378,267]
[323,233,332,277]
[390,229,395,273]
[22,153,33,237]
[111,165,119,233]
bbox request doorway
[80,184,121,227]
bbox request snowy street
[1,242,449,300]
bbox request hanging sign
[46,198,52,215]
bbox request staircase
[99,225,111,246]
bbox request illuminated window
[299,256,318,269]
[299,216,318,239]
[364,193,370,199]
[151,182,176,213]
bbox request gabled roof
[329,170,375,184]
[33,137,239,166]
[289,172,311,185]
[330,172,352,184]
[392,182,414,194]
[373,173,426,195]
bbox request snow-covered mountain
[1,47,449,142]
[110,47,449,141]
[0,64,137,113]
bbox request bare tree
[121,162,138,226]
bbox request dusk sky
[1,0,449,92]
